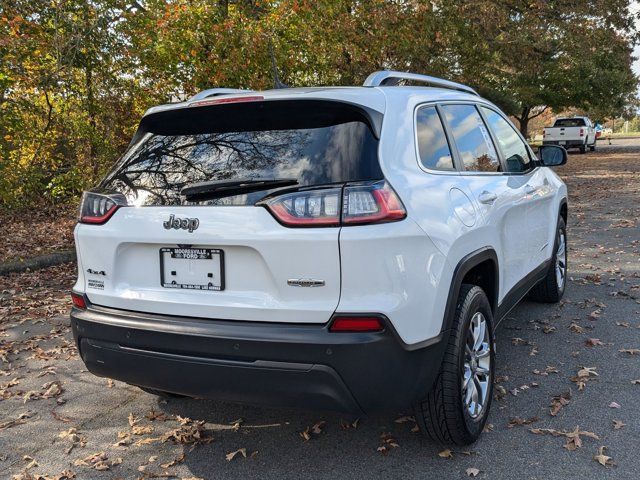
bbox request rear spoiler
[127,98,384,147]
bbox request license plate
[160,248,224,291]
[559,141,566,145]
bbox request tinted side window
[416,106,454,170]
[440,105,500,172]
[481,107,532,173]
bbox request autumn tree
[0,0,637,207]
[442,0,638,137]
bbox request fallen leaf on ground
[570,366,598,390]
[225,448,247,462]
[128,413,138,427]
[612,420,625,429]
[339,418,359,430]
[508,416,539,428]
[550,390,572,416]
[311,420,326,434]
[530,426,599,451]
[619,348,640,355]
[437,449,453,459]
[73,452,117,471]
[466,467,481,477]
[585,338,604,347]
[58,427,86,454]
[160,453,185,469]
[533,366,559,376]
[377,432,399,454]
[300,420,326,441]
[394,415,415,424]
[229,418,243,432]
[131,425,154,435]
[593,446,614,467]
[570,322,585,333]
[608,401,621,409]
[163,417,210,445]
[0,411,33,430]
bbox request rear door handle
[478,191,497,204]
[525,184,537,195]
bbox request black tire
[579,144,586,154]
[529,217,567,303]
[138,386,188,399]
[589,142,596,152]
[414,285,495,445]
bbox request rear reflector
[71,292,86,309]
[329,316,384,332]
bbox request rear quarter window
[553,118,586,127]
[440,104,501,173]
[415,106,454,171]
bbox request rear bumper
[70,305,446,414]
[543,139,585,147]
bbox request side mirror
[538,145,567,167]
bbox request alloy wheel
[462,312,491,419]
[555,231,567,290]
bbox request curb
[0,250,76,276]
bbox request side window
[416,106,454,170]
[480,107,532,173]
[440,104,500,172]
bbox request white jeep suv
[70,71,568,445]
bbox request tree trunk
[517,106,531,139]
[83,3,98,178]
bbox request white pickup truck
[543,116,596,153]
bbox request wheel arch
[440,247,499,334]
[559,198,568,225]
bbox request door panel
[462,174,531,298]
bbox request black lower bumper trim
[71,305,447,414]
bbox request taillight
[79,191,127,225]
[71,292,87,309]
[342,182,406,225]
[264,187,342,227]
[579,128,584,137]
[263,181,406,227]
[329,316,384,332]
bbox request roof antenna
[268,39,288,89]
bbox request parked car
[544,116,596,153]
[70,71,568,445]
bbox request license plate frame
[159,247,225,291]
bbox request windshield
[553,118,586,127]
[101,101,383,206]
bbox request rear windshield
[553,118,586,127]
[101,100,383,206]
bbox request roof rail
[188,88,255,101]
[363,70,478,96]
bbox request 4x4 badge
[163,214,199,233]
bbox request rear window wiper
[181,178,298,201]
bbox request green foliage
[0,0,638,208]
